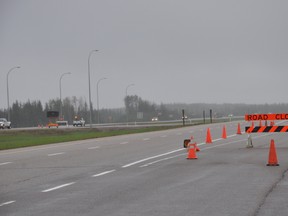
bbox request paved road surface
[1,121,288,216]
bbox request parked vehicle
[56,120,69,127]
[47,122,58,128]
[0,118,11,129]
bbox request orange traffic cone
[187,144,198,159]
[237,123,242,135]
[222,125,227,139]
[267,139,279,166]
[206,128,212,143]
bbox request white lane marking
[0,137,105,156]
[140,133,272,167]
[88,146,100,149]
[0,140,90,156]
[48,152,65,156]
[202,139,248,150]
[42,182,75,193]
[0,162,12,166]
[140,154,186,167]
[143,138,150,141]
[125,132,268,168]
[140,138,248,168]
[120,142,129,145]
[213,138,222,142]
[92,169,116,177]
[122,149,184,168]
[0,201,15,207]
[227,134,237,138]
[123,134,229,168]
[160,135,167,138]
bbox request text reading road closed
[245,113,288,121]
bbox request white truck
[0,118,11,129]
[73,118,85,127]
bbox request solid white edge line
[201,138,248,150]
[140,154,186,168]
[0,201,15,207]
[213,138,222,142]
[42,182,75,193]
[122,149,184,168]
[92,169,116,177]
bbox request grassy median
[0,126,181,150]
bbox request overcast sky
[1,0,288,110]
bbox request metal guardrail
[88,116,244,128]
[7,116,244,130]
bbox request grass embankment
[0,126,181,150]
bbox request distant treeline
[0,95,287,128]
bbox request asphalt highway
[1,121,288,216]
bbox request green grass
[0,126,181,150]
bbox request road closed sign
[245,113,288,121]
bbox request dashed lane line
[88,146,100,149]
[0,162,12,166]
[48,152,65,156]
[0,201,15,207]
[41,170,116,193]
[92,170,116,177]
[42,182,75,193]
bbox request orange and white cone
[187,143,198,159]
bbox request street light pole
[97,77,107,124]
[88,49,98,128]
[6,66,20,121]
[59,72,71,120]
[125,83,134,125]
